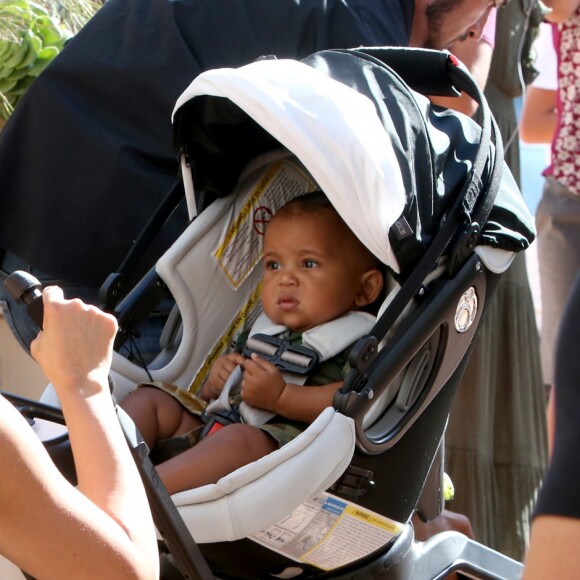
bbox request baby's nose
[279,269,298,285]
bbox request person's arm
[0,287,159,580]
[524,517,580,578]
[519,86,558,143]
[543,0,580,23]
[523,274,580,577]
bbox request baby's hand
[202,352,246,400]
[241,353,286,412]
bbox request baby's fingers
[226,353,247,366]
[243,355,282,385]
[245,353,277,372]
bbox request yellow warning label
[343,506,401,534]
[188,283,262,394]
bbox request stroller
[5,47,533,579]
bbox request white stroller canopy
[173,58,407,273]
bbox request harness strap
[206,311,376,426]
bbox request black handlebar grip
[3,270,44,329]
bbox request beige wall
[0,312,47,400]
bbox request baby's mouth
[278,295,299,310]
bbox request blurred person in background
[520,2,580,403]
[435,0,549,561]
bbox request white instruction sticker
[250,492,403,571]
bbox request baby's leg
[121,386,202,449]
[156,423,277,494]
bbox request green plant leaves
[0,0,99,121]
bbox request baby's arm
[241,353,341,424]
[201,352,246,401]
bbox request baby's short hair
[275,190,333,217]
[273,191,385,313]
[273,191,380,271]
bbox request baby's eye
[303,259,318,269]
[265,260,280,270]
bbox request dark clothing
[534,271,580,519]
[0,0,413,289]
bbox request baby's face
[261,212,365,332]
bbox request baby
[121,191,383,493]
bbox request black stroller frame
[2,47,531,580]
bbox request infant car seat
[33,47,534,579]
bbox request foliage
[0,0,101,122]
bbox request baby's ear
[355,269,384,307]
